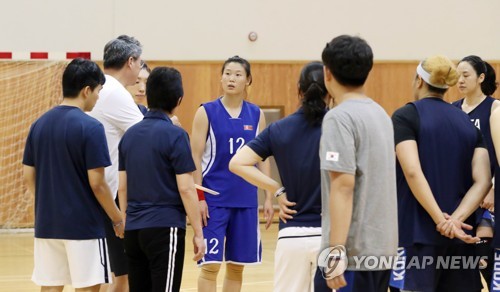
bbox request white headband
[416,62,449,89]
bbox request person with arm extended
[229,61,331,292]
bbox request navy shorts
[314,266,390,292]
[198,206,261,265]
[399,244,482,292]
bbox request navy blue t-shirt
[392,98,483,246]
[118,110,196,230]
[23,106,111,240]
[452,96,497,175]
[246,108,322,230]
[138,104,148,115]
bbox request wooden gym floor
[0,223,277,292]
[0,223,490,292]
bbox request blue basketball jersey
[397,98,478,246]
[202,98,261,207]
[453,96,497,175]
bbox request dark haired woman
[191,56,274,292]
[229,61,331,292]
[452,55,499,288]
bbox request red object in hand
[197,189,205,201]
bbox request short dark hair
[221,55,252,85]
[146,67,183,113]
[62,58,105,98]
[103,35,142,70]
[322,35,373,86]
[460,55,498,96]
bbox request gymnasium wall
[2,60,500,228]
[2,0,500,60]
[2,0,500,227]
[151,61,500,134]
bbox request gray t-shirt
[320,98,398,271]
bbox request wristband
[197,189,205,201]
[274,186,286,198]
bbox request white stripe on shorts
[98,238,110,283]
[165,227,178,292]
[256,209,261,262]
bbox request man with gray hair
[89,34,144,292]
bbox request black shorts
[124,227,186,292]
[103,197,128,276]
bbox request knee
[199,263,221,281]
[225,263,244,282]
[109,274,128,291]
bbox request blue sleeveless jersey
[202,98,261,207]
[397,98,478,246]
[452,96,497,175]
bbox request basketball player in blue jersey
[392,55,491,292]
[191,56,274,292]
[229,62,331,292]
[453,55,499,288]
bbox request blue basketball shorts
[198,206,262,265]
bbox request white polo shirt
[89,74,143,198]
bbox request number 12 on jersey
[228,137,245,154]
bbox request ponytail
[482,62,498,96]
[302,82,327,125]
[299,62,328,125]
